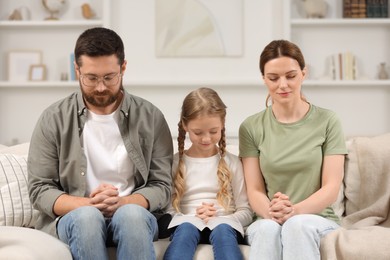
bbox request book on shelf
[358,0,367,17]
[349,0,367,18]
[366,0,375,17]
[373,0,382,17]
[343,0,352,18]
[331,52,356,81]
[343,0,389,18]
[367,0,388,17]
[380,0,389,17]
[350,0,361,17]
[68,53,77,81]
[344,52,355,80]
[331,53,342,80]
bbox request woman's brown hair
[260,40,307,106]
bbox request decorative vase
[378,62,389,80]
[301,0,328,18]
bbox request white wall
[110,0,389,139]
[0,0,389,145]
[110,0,278,139]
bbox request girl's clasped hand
[196,202,217,223]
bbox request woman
[239,40,347,260]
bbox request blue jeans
[57,205,158,260]
[245,214,340,260]
[163,222,243,260]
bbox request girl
[239,39,348,260]
[163,87,253,260]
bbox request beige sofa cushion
[0,226,72,260]
[0,154,39,227]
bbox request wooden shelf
[0,81,79,88]
[303,79,390,87]
[1,79,390,89]
[291,18,390,26]
[0,79,261,88]
[0,20,104,28]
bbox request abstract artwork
[155,0,243,57]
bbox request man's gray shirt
[28,90,173,237]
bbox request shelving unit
[0,0,112,145]
[0,0,388,146]
[283,0,390,86]
[0,0,110,86]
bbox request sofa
[0,141,249,260]
[1,133,389,260]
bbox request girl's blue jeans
[163,222,244,260]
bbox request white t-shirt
[168,151,253,228]
[82,108,135,197]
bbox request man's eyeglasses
[79,72,122,87]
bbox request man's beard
[82,83,123,108]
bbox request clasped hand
[196,202,217,223]
[269,192,295,225]
[89,183,120,218]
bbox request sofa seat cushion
[0,226,72,260]
[107,240,250,259]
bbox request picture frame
[8,50,42,82]
[29,64,46,81]
[155,0,243,57]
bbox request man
[28,27,173,260]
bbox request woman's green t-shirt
[239,104,348,222]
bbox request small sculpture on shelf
[378,62,389,80]
[8,6,31,21]
[60,72,69,81]
[41,0,68,20]
[8,9,22,20]
[81,3,96,20]
[301,0,328,18]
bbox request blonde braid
[172,121,186,213]
[216,128,234,212]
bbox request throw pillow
[344,137,361,216]
[0,154,39,227]
[344,133,390,216]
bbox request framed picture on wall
[7,50,42,82]
[29,64,46,81]
[155,0,243,57]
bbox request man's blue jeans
[163,222,243,260]
[57,205,158,260]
